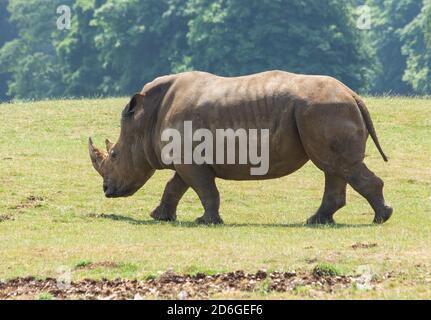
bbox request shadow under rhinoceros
[96,213,375,229]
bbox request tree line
[0,0,430,101]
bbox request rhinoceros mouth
[105,190,136,198]
[104,186,138,198]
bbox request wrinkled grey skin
[89,71,392,225]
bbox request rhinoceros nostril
[103,184,108,193]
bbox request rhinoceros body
[89,71,392,225]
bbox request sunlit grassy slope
[0,97,430,299]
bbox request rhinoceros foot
[150,204,177,222]
[373,206,393,224]
[195,214,224,225]
[306,214,335,225]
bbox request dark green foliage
[400,0,431,94]
[90,0,189,95]
[0,0,430,99]
[0,0,66,100]
[55,0,105,97]
[0,0,16,101]
[366,0,423,94]
[185,0,375,91]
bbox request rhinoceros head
[88,93,155,198]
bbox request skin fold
[89,71,393,225]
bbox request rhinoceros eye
[110,150,118,160]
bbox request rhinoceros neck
[139,107,164,170]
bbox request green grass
[255,277,272,296]
[75,260,92,269]
[0,97,430,299]
[313,263,344,277]
[37,292,54,300]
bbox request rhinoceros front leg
[175,165,224,225]
[150,173,188,222]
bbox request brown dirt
[0,213,14,222]
[0,270,357,300]
[9,195,45,210]
[74,261,120,270]
[352,242,378,249]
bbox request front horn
[88,137,105,176]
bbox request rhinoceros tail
[353,96,388,162]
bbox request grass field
[0,97,430,299]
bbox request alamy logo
[161,121,269,176]
[356,5,371,30]
[56,5,71,30]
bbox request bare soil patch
[74,261,120,270]
[10,195,45,210]
[0,270,373,300]
[0,213,14,222]
[352,242,378,249]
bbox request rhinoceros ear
[123,93,144,117]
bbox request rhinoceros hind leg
[307,173,346,225]
[150,173,188,222]
[345,163,392,224]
